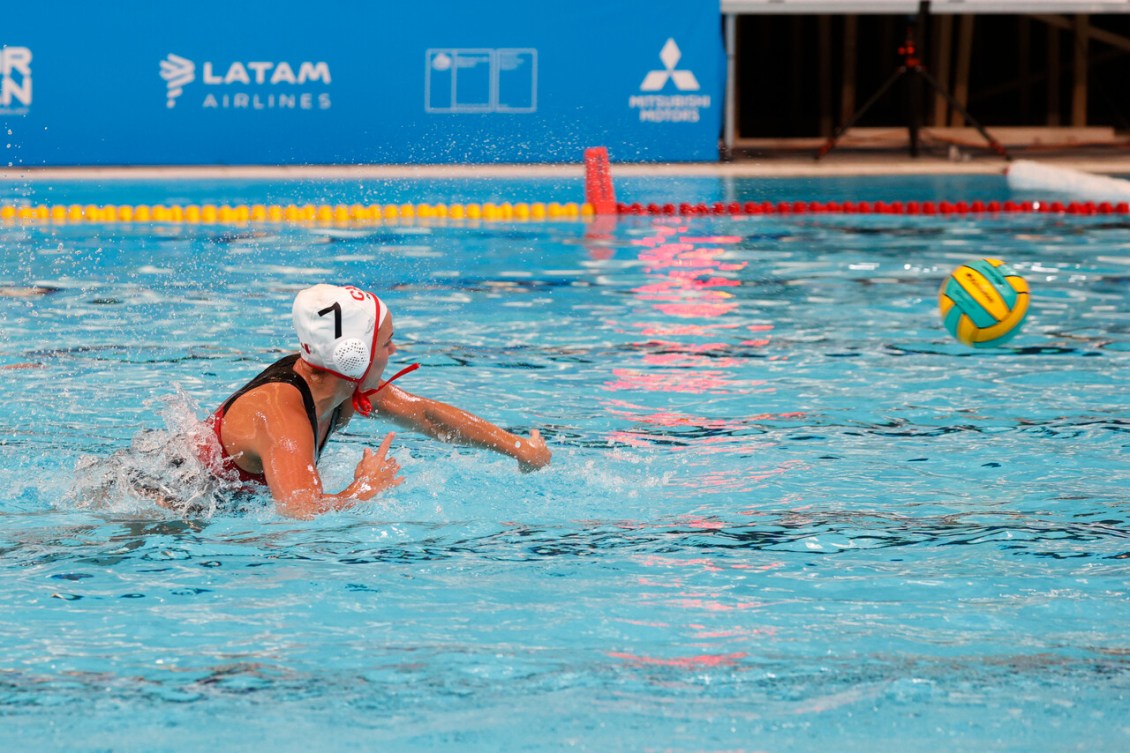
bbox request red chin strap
[352,362,420,417]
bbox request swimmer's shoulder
[222,381,312,438]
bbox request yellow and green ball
[939,258,1030,348]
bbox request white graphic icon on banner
[426,48,537,114]
[160,54,195,108]
[640,39,699,92]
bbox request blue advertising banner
[1,1,723,165]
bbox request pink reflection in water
[678,235,743,243]
[642,354,743,369]
[603,368,746,394]
[652,302,739,318]
[639,247,746,275]
[690,626,779,640]
[672,459,810,492]
[633,281,736,302]
[632,322,742,337]
[604,430,660,448]
[681,517,726,530]
[639,555,725,572]
[602,399,805,429]
[603,220,787,455]
[582,215,618,260]
[607,651,748,668]
[632,277,732,297]
[637,340,733,352]
[615,618,672,629]
[665,598,776,612]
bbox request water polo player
[205,283,551,518]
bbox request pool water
[1,176,1128,752]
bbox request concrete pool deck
[1,146,1129,181]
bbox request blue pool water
[1,175,1128,752]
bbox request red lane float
[584,147,1129,218]
[614,199,1130,216]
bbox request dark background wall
[735,13,1130,137]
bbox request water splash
[66,388,247,517]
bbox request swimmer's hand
[352,432,405,500]
[515,429,551,473]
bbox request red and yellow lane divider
[615,199,1130,216]
[2,199,1126,225]
[0,202,593,225]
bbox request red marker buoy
[583,147,617,215]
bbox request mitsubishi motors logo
[160,54,195,108]
[640,39,699,92]
[629,38,710,124]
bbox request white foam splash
[66,388,247,517]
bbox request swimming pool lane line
[613,199,1130,216]
[0,201,591,225]
[0,198,1126,226]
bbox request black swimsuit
[209,354,339,485]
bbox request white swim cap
[292,284,387,381]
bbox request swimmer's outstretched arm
[234,387,404,519]
[370,384,551,471]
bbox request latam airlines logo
[1,46,32,115]
[160,53,332,111]
[160,55,195,108]
[629,38,710,124]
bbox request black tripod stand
[816,2,1010,161]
